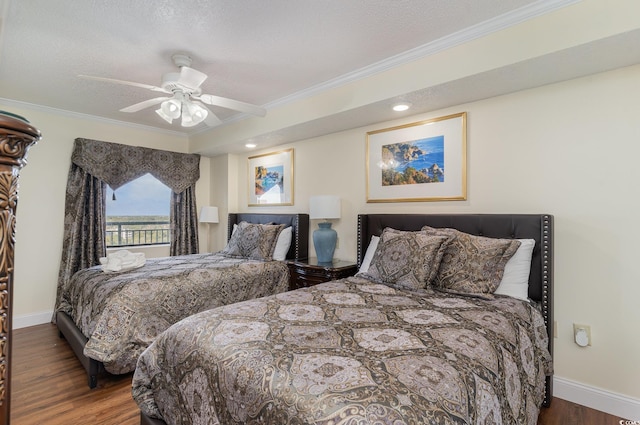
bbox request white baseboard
[554,376,640,421]
[13,311,53,329]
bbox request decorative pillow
[494,238,535,300]
[360,228,450,291]
[422,226,521,297]
[357,235,380,274]
[272,226,293,261]
[221,221,285,260]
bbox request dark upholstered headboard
[228,213,309,260]
[357,213,554,406]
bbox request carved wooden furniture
[0,111,41,425]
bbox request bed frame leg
[89,374,98,389]
[56,311,104,389]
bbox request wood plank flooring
[10,323,627,424]
[11,323,137,425]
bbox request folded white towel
[99,250,146,273]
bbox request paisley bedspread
[132,276,553,425]
[58,252,289,374]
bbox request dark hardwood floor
[10,323,626,424]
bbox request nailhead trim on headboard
[293,214,300,259]
[541,214,553,407]
[356,217,363,268]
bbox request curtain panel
[170,185,199,256]
[54,138,201,320]
[54,163,107,318]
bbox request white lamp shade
[161,98,182,119]
[309,196,340,220]
[199,206,219,223]
[155,107,174,124]
[182,101,208,127]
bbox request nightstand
[286,258,358,290]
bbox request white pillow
[357,235,380,274]
[272,226,292,261]
[222,223,238,253]
[494,238,535,300]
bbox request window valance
[71,138,200,193]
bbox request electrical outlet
[573,323,591,347]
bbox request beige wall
[4,54,639,417]
[3,0,639,413]
[213,64,640,404]
[0,104,212,325]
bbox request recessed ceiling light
[245,143,257,148]
[392,102,411,112]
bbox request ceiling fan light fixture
[161,98,182,119]
[191,103,207,122]
[155,107,174,124]
[85,53,265,128]
[181,101,208,127]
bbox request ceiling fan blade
[120,97,171,113]
[178,66,208,89]
[197,94,266,117]
[78,75,169,93]
[193,101,223,127]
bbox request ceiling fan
[79,53,266,127]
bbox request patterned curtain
[71,138,200,192]
[54,163,106,317]
[54,138,201,320]
[170,184,199,256]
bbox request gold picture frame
[248,148,294,206]
[366,112,467,203]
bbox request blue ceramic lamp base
[313,222,337,264]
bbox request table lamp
[309,195,340,263]
[199,206,219,224]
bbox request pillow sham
[221,221,285,261]
[357,235,379,274]
[272,226,293,261]
[360,228,450,291]
[421,226,521,297]
[494,238,535,300]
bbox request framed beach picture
[366,112,467,202]
[248,148,294,206]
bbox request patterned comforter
[57,252,289,374]
[132,276,553,425]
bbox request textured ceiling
[2,0,639,155]
[0,0,551,132]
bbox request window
[105,174,171,247]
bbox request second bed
[56,212,309,387]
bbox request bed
[56,212,309,388]
[133,213,554,425]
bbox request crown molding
[265,0,580,110]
